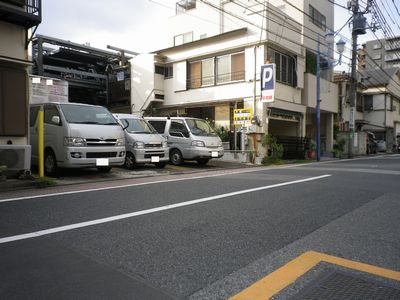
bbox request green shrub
[34,176,57,188]
[332,139,345,158]
[261,134,284,165]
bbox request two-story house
[335,67,400,153]
[130,0,338,156]
[0,0,41,174]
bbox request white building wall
[130,54,156,113]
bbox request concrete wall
[0,21,26,61]
[303,73,339,113]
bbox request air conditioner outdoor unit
[0,145,31,171]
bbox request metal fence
[275,136,308,159]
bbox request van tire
[125,152,136,169]
[197,158,209,165]
[170,149,183,165]
[44,149,58,176]
[97,166,112,173]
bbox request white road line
[0,174,331,244]
[0,167,267,203]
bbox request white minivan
[113,114,169,168]
[30,102,125,175]
[145,117,224,165]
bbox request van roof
[30,102,105,108]
[145,117,203,120]
[113,113,142,119]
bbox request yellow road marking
[230,251,400,300]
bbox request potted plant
[307,140,316,159]
[215,126,230,150]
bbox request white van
[145,117,224,165]
[30,102,125,175]
[113,114,169,168]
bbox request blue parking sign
[260,64,276,103]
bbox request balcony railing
[0,0,41,28]
[187,71,245,89]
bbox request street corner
[230,251,400,300]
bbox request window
[148,120,166,134]
[169,120,189,137]
[188,51,245,88]
[309,5,326,29]
[174,32,193,46]
[216,52,245,83]
[202,58,214,86]
[155,65,164,75]
[165,65,173,79]
[154,65,173,79]
[176,0,196,14]
[267,48,297,87]
[364,95,373,110]
[373,43,381,50]
[44,105,61,125]
[188,58,214,88]
[30,106,40,127]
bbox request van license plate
[96,158,109,166]
[211,151,218,157]
[151,156,160,162]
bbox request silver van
[145,117,224,165]
[113,114,169,168]
[30,102,125,175]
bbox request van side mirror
[51,116,61,125]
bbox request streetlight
[316,32,345,161]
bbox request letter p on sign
[260,64,276,103]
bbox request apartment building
[359,36,400,70]
[130,0,338,155]
[0,0,41,173]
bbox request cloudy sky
[36,0,400,69]
[36,0,176,53]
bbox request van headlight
[64,137,86,147]
[217,140,222,147]
[134,141,145,149]
[116,138,125,146]
[162,141,168,148]
[191,140,205,147]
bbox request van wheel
[197,158,209,165]
[125,152,136,169]
[44,150,58,176]
[97,166,112,173]
[155,162,167,168]
[170,149,183,166]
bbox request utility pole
[348,0,368,158]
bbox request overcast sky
[36,0,400,70]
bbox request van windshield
[186,119,217,137]
[121,118,157,134]
[60,104,118,125]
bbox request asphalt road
[0,155,399,299]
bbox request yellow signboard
[234,108,253,125]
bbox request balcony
[0,0,41,28]
[384,52,400,62]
